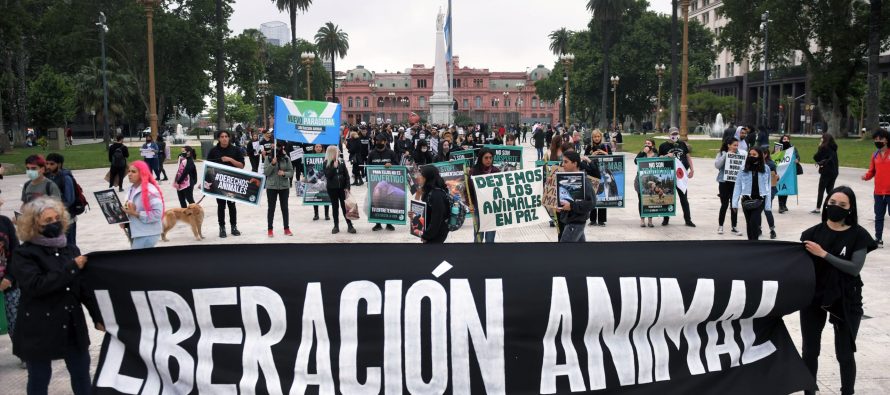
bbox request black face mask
[782,141,791,150]
[825,204,849,223]
[376,143,385,150]
[875,141,885,149]
[746,157,761,168]
[40,221,63,238]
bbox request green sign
[637,157,676,218]
[366,165,409,225]
[302,154,330,205]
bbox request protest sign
[273,96,341,145]
[638,157,676,218]
[484,144,523,171]
[302,153,330,205]
[93,189,128,224]
[366,166,409,225]
[199,161,265,206]
[723,152,747,183]
[432,160,470,214]
[535,160,561,167]
[773,147,798,196]
[409,200,426,238]
[87,242,817,395]
[541,163,564,221]
[556,172,586,205]
[591,155,625,208]
[471,167,549,232]
[450,149,476,166]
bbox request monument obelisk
[429,8,453,125]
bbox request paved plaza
[0,142,888,393]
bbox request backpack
[112,146,126,167]
[58,171,89,216]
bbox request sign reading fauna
[87,242,816,394]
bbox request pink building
[329,57,557,125]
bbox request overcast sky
[230,0,675,74]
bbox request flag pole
[448,0,454,123]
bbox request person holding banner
[11,197,103,395]
[635,139,658,227]
[801,186,877,395]
[777,134,801,213]
[310,144,331,221]
[412,140,435,166]
[469,148,499,243]
[173,146,197,208]
[0,202,22,368]
[732,148,771,241]
[715,138,742,235]
[206,130,245,238]
[347,131,365,186]
[415,165,450,243]
[123,161,164,249]
[246,131,261,172]
[862,128,890,247]
[585,130,612,226]
[659,128,696,227]
[139,136,160,181]
[558,152,595,242]
[434,140,453,162]
[323,146,356,234]
[264,142,294,237]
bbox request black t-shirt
[800,223,877,305]
[659,141,691,169]
[206,144,245,166]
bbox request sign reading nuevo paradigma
[86,242,816,394]
[274,96,341,145]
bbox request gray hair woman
[11,197,103,394]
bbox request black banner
[87,242,815,394]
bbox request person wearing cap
[658,127,696,227]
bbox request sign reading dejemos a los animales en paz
[471,167,549,232]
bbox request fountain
[710,113,725,138]
[174,124,186,144]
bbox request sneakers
[662,218,670,226]
[313,214,320,221]
[598,222,606,227]
[731,227,742,236]
[878,240,884,248]
[284,228,293,236]
[810,209,821,214]
[267,229,274,238]
[685,221,696,228]
[718,226,724,235]
[332,226,340,234]
[219,226,227,238]
[325,214,330,221]
[386,224,395,231]
[778,206,788,213]
[589,221,597,227]
[770,229,777,239]
[372,223,383,231]
[647,221,654,228]
[347,225,357,234]
[231,226,241,236]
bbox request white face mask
[670,135,679,142]
[26,169,39,180]
[421,148,428,153]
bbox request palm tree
[587,0,629,130]
[273,0,313,99]
[548,28,571,57]
[72,58,134,138]
[315,22,349,103]
[865,0,882,132]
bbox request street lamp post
[560,54,575,126]
[516,83,525,122]
[91,110,97,140]
[502,91,510,123]
[655,64,666,132]
[610,76,620,132]
[368,83,377,123]
[139,0,160,142]
[679,0,691,141]
[258,79,269,130]
[97,12,110,144]
[761,11,770,129]
[301,53,316,100]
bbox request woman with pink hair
[122,160,165,249]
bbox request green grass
[620,133,876,169]
[0,143,205,175]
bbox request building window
[419,96,426,108]
[703,0,710,6]
[452,78,462,88]
[462,99,469,109]
[363,97,369,108]
[475,96,482,108]
[715,64,721,79]
[716,7,722,20]
[691,1,697,11]
[726,63,734,77]
[702,11,709,24]
[532,97,538,108]
[532,113,538,118]
[416,79,428,88]
[473,79,483,88]
[348,98,353,108]
[505,99,511,107]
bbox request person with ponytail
[123,160,165,249]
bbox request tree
[226,29,267,100]
[209,93,257,126]
[687,91,739,125]
[866,0,883,132]
[72,57,134,133]
[587,0,631,129]
[718,0,890,136]
[881,78,890,115]
[273,0,313,99]
[548,28,572,57]
[28,66,75,132]
[315,22,349,103]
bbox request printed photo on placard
[366,166,409,225]
[556,172,586,204]
[94,189,129,224]
[432,160,470,213]
[591,155,625,208]
[302,153,331,205]
[409,200,426,238]
[637,157,676,217]
[484,145,523,171]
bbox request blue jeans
[874,194,890,240]
[536,147,544,161]
[131,234,160,249]
[26,348,91,395]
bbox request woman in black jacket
[813,133,839,213]
[323,146,356,234]
[346,131,364,186]
[11,197,103,394]
[395,129,413,163]
[416,165,450,243]
[174,146,198,208]
[413,139,435,166]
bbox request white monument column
[429,9,453,125]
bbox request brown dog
[161,199,205,241]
